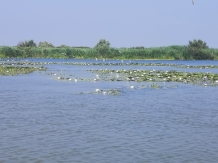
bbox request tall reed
[1,46,218,60]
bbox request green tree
[17,40,37,47]
[188,39,208,49]
[188,39,214,60]
[38,41,54,48]
[94,39,111,57]
[57,44,70,48]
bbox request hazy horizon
[1,0,218,48]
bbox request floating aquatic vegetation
[76,83,180,97]
[76,88,122,96]
[129,83,178,90]
[64,62,218,69]
[53,76,94,82]
[4,59,217,87]
[174,65,218,69]
[2,60,218,69]
[149,83,163,89]
[0,65,46,76]
[91,69,218,86]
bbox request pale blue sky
[1,0,217,48]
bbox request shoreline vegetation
[0,39,217,60]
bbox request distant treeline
[0,39,217,60]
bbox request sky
[0,0,218,48]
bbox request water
[1,59,218,163]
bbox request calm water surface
[1,59,218,163]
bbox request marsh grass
[1,45,218,60]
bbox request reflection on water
[1,59,218,163]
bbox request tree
[57,44,70,48]
[94,39,111,57]
[188,39,214,60]
[17,40,37,47]
[38,41,54,48]
[188,39,208,49]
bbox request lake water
[1,59,218,163]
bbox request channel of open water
[0,59,218,163]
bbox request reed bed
[1,46,218,60]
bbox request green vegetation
[187,39,215,60]
[38,41,54,48]
[77,88,122,96]
[92,69,218,86]
[0,39,218,60]
[17,40,37,47]
[0,65,46,76]
[94,39,111,58]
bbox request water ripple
[1,63,218,163]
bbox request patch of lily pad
[75,83,180,96]
[90,69,218,86]
[1,60,218,69]
[76,88,122,96]
[0,65,46,76]
[64,62,218,69]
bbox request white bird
[96,74,100,79]
[102,91,107,95]
[130,85,134,89]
